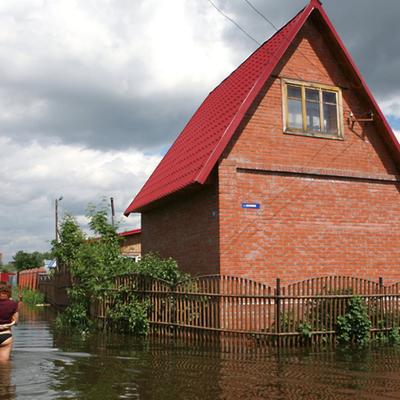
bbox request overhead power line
[241,0,328,79]
[206,0,261,46]
[242,0,279,31]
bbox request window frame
[281,78,344,140]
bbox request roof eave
[124,181,204,215]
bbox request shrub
[336,296,371,346]
[298,322,312,340]
[131,253,188,285]
[388,327,400,345]
[106,289,149,335]
[55,302,92,332]
[20,288,45,307]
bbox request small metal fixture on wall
[348,111,374,129]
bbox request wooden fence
[90,274,400,346]
[38,270,71,309]
[19,268,47,290]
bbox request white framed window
[282,78,344,140]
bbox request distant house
[125,0,400,286]
[43,259,57,272]
[119,229,141,262]
[0,272,16,284]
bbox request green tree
[12,250,52,271]
[53,207,134,330]
[53,204,186,334]
[52,215,85,267]
[0,263,16,273]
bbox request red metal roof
[118,228,141,237]
[125,0,400,215]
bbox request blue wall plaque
[241,203,260,209]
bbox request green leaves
[53,206,126,331]
[106,290,149,336]
[388,327,400,345]
[55,302,92,332]
[298,322,312,340]
[52,215,85,267]
[12,250,52,271]
[53,203,185,334]
[336,296,372,347]
[19,288,45,306]
[132,253,188,285]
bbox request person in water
[0,282,19,362]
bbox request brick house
[125,0,400,286]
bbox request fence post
[379,277,385,330]
[171,283,177,336]
[275,278,281,345]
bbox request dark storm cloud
[1,0,397,154]
[214,0,400,101]
[325,0,400,98]
[0,0,216,153]
[0,81,198,151]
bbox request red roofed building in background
[119,229,141,262]
[125,0,400,286]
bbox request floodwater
[2,307,400,399]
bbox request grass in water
[18,288,45,307]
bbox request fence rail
[88,274,400,346]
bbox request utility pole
[55,196,63,242]
[110,197,115,227]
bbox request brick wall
[219,19,400,286]
[141,183,220,276]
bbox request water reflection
[7,306,400,399]
[0,361,16,399]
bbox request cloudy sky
[0,0,399,262]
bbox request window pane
[324,103,338,134]
[288,85,301,99]
[306,100,321,131]
[288,98,302,129]
[323,91,336,104]
[306,88,319,102]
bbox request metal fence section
[88,274,400,346]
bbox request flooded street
[2,306,400,399]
